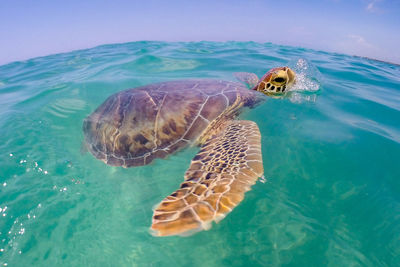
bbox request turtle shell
[83,79,261,167]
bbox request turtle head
[253,67,296,95]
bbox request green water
[1,41,400,266]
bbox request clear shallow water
[1,41,400,266]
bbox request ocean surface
[0,41,400,266]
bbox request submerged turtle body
[83,67,296,237]
[83,80,262,168]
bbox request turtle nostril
[274,77,285,83]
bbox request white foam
[286,58,322,103]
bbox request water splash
[286,58,322,103]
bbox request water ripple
[0,41,399,266]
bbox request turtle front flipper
[234,72,259,89]
[151,120,264,236]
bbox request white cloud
[333,34,380,59]
[347,34,375,49]
[333,33,400,64]
[365,0,383,13]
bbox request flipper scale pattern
[151,120,263,236]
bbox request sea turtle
[83,67,296,236]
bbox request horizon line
[1,40,399,68]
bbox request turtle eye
[274,77,285,83]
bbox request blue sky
[1,0,399,65]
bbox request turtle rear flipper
[151,120,264,236]
[234,72,259,89]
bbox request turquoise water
[1,41,400,266]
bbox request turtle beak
[286,67,296,86]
